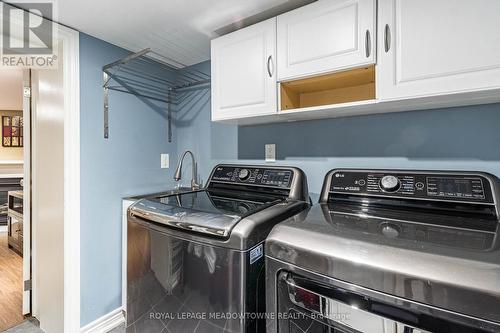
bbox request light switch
[265,144,276,162]
[161,154,169,168]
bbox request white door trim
[80,308,125,333]
[6,6,80,331]
[22,69,31,315]
[59,24,81,333]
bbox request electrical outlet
[265,144,276,162]
[161,154,169,168]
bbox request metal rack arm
[102,48,211,141]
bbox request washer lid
[130,189,283,237]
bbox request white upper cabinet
[277,0,376,81]
[211,18,277,121]
[377,0,500,100]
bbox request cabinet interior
[280,65,376,111]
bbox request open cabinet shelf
[280,65,376,111]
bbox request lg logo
[2,2,53,54]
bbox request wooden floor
[0,232,24,331]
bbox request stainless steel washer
[127,164,309,333]
[266,169,500,333]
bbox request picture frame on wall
[2,115,24,147]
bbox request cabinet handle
[267,55,273,77]
[365,30,371,58]
[384,24,391,52]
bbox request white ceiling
[38,0,314,67]
[0,69,23,110]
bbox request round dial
[380,175,400,192]
[380,223,400,238]
[238,169,250,181]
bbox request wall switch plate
[161,154,169,168]
[265,144,276,162]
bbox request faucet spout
[174,150,201,189]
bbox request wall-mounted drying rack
[103,48,210,141]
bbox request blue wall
[79,33,178,326]
[80,51,500,326]
[178,61,500,200]
[175,61,238,184]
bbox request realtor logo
[1,1,57,68]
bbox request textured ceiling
[21,0,315,67]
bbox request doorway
[0,4,81,332]
[0,68,28,331]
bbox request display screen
[427,177,485,199]
[262,170,292,186]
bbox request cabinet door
[378,0,500,100]
[211,18,277,121]
[277,0,376,81]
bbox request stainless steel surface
[174,150,201,190]
[130,199,307,250]
[130,164,309,249]
[384,23,391,52]
[380,174,400,192]
[365,29,371,58]
[267,169,500,332]
[266,214,500,313]
[103,71,109,139]
[167,89,172,143]
[129,192,241,238]
[127,218,258,333]
[8,191,24,256]
[128,164,309,332]
[266,257,500,333]
[267,55,273,77]
[284,276,431,333]
[103,48,151,71]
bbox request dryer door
[277,272,497,333]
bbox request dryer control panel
[328,170,495,204]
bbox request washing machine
[127,164,309,333]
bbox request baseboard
[80,308,125,333]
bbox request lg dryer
[267,169,500,333]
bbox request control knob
[238,169,250,181]
[380,223,401,239]
[380,175,400,192]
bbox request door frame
[22,69,31,316]
[8,8,81,331]
[59,23,81,333]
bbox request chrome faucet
[174,150,201,189]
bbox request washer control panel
[210,166,294,188]
[329,170,494,203]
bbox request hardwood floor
[0,232,24,331]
